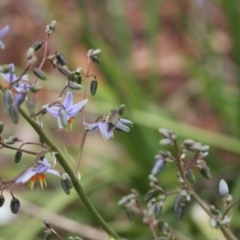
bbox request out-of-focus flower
[15,158,60,189]
[84,116,133,140]
[0,25,10,49]
[0,63,30,92]
[44,91,88,129]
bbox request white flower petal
[119,118,133,127]
[15,168,37,183]
[116,122,130,132]
[83,122,100,133]
[45,105,61,118]
[99,122,113,140]
[46,169,61,177]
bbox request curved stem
[19,107,121,240]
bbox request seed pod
[219,179,229,197]
[12,92,26,107]
[68,82,82,90]
[3,89,13,111]
[10,197,20,214]
[0,122,4,134]
[0,195,5,207]
[185,169,196,183]
[91,55,101,63]
[200,166,212,179]
[14,151,22,163]
[61,179,70,195]
[59,108,68,128]
[9,105,19,124]
[32,41,43,51]
[56,52,67,65]
[33,68,47,80]
[90,79,98,96]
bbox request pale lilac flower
[151,155,166,176]
[84,118,133,140]
[0,63,30,92]
[15,158,60,189]
[0,25,10,49]
[44,91,88,129]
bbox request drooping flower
[83,106,133,140]
[0,63,31,92]
[15,158,61,189]
[44,91,88,129]
[0,25,10,49]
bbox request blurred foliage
[0,0,240,239]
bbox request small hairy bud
[90,79,98,96]
[46,20,57,34]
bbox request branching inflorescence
[0,20,133,240]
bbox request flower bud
[144,189,155,201]
[15,150,22,163]
[30,84,42,93]
[185,169,196,183]
[91,55,101,63]
[56,52,67,65]
[10,197,20,214]
[73,73,81,84]
[159,138,173,146]
[26,47,35,59]
[148,174,158,184]
[49,20,57,31]
[219,179,229,197]
[90,79,98,96]
[126,209,133,222]
[32,41,43,51]
[9,105,19,124]
[0,195,5,207]
[154,203,162,219]
[3,89,13,111]
[33,68,47,80]
[159,128,172,138]
[59,108,68,128]
[209,218,218,228]
[68,82,82,90]
[12,92,26,107]
[26,98,36,116]
[199,166,212,179]
[151,158,166,176]
[58,65,72,77]
[0,122,4,134]
[117,104,125,115]
[61,179,70,195]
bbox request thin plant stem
[19,107,121,240]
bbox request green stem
[19,107,121,240]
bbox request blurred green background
[0,0,240,239]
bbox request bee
[104,105,125,131]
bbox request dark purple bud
[0,122,4,134]
[32,41,43,51]
[56,52,67,65]
[61,179,70,195]
[91,55,101,63]
[90,79,98,96]
[10,197,20,214]
[14,150,22,163]
[0,195,5,207]
[154,203,162,219]
[58,66,72,77]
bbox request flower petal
[15,167,38,183]
[119,118,133,127]
[46,169,61,177]
[83,122,100,133]
[45,105,61,118]
[0,63,17,83]
[99,121,113,140]
[0,25,10,38]
[57,116,64,129]
[67,99,88,117]
[116,122,130,132]
[62,91,73,110]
